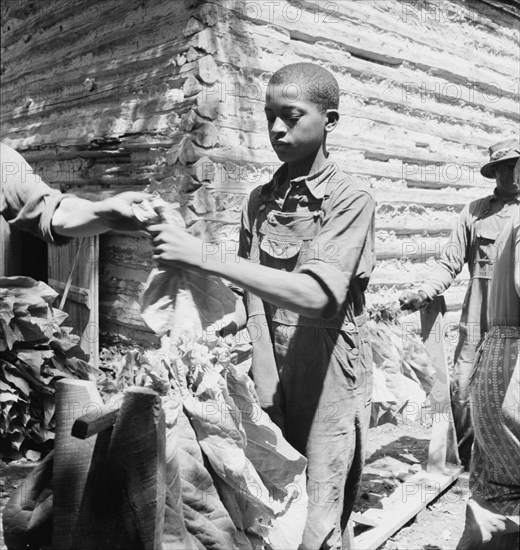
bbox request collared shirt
[239,161,376,318]
[1,142,71,244]
[420,192,520,357]
[421,192,520,298]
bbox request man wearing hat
[399,138,520,468]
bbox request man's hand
[95,191,152,231]
[398,290,430,312]
[148,223,205,270]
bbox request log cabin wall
[1,0,519,344]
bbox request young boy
[150,62,376,549]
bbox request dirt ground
[0,414,468,550]
[356,419,469,550]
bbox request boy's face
[264,84,337,164]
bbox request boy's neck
[287,148,329,181]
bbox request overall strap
[246,184,268,243]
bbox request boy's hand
[96,191,152,230]
[148,223,205,270]
[398,290,430,311]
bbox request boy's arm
[149,189,375,319]
[149,225,330,317]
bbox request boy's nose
[271,117,287,135]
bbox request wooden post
[71,387,166,550]
[52,379,104,550]
[48,235,99,368]
[420,295,461,472]
[0,219,21,276]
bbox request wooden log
[71,387,166,550]
[212,24,519,123]
[72,399,123,439]
[198,3,220,26]
[188,155,217,182]
[198,55,220,85]
[320,0,517,75]
[375,220,454,235]
[183,16,205,37]
[192,122,219,148]
[194,27,218,53]
[196,90,220,119]
[182,74,202,97]
[185,46,200,63]
[235,0,515,94]
[177,137,198,165]
[52,379,104,550]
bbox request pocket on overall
[473,227,499,279]
[323,328,362,389]
[259,236,303,271]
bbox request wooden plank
[72,399,122,439]
[420,296,461,472]
[48,278,90,307]
[48,235,99,367]
[0,218,22,277]
[354,465,464,550]
[52,379,104,550]
[71,387,166,550]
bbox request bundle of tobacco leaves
[368,302,436,427]
[0,276,99,459]
[124,197,309,549]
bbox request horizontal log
[223,1,516,96]
[71,400,122,439]
[323,0,518,76]
[375,220,454,235]
[375,237,449,261]
[212,29,519,126]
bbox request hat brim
[480,152,520,178]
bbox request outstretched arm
[51,192,150,237]
[148,222,329,318]
[1,142,149,241]
[399,206,470,311]
[149,189,375,319]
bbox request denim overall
[245,184,373,549]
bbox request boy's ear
[325,110,339,132]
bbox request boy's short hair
[268,62,340,112]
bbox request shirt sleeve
[419,206,470,300]
[297,187,376,318]
[0,143,72,244]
